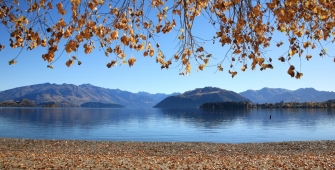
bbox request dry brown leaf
[287,65,295,77]
[56,2,66,15]
[216,65,224,71]
[66,59,74,68]
[229,70,237,78]
[128,57,136,67]
[198,65,204,71]
[149,49,155,57]
[8,59,17,65]
[295,71,303,79]
[143,51,148,57]
[278,56,285,62]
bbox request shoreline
[1,138,334,169]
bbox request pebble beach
[1,138,335,169]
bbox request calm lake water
[0,107,334,143]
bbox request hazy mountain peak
[240,87,335,103]
[0,83,175,108]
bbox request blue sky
[0,2,334,94]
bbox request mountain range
[239,87,335,103]
[0,83,334,108]
[0,83,177,108]
[154,87,250,108]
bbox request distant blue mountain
[240,87,335,103]
[0,83,177,108]
[136,91,180,103]
[1,84,334,107]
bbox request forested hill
[154,87,250,108]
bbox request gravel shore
[1,138,334,169]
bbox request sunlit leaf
[0,0,334,78]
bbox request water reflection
[156,108,251,129]
[0,107,334,142]
[0,108,154,128]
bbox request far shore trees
[0,0,334,78]
[200,100,335,109]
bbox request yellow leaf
[324,48,328,53]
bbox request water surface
[0,107,334,143]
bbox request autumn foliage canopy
[0,0,334,78]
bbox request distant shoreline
[0,138,334,169]
[0,100,125,108]
[200,101,335,109]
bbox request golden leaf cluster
[0,0,334,78]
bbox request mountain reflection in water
[0,107,334,143]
